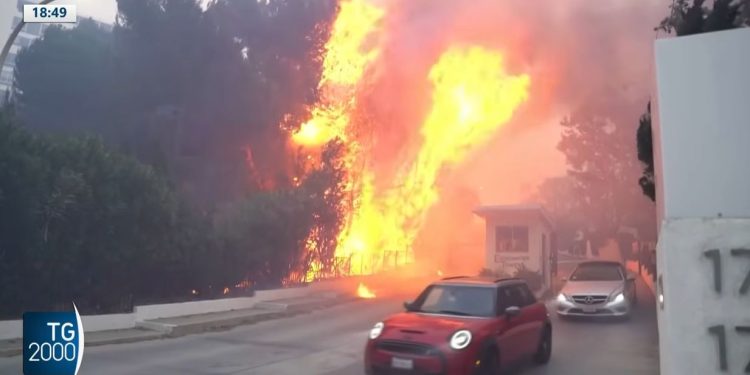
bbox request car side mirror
[560,277,567,282]
[403,301,413,311]
[504,306,521,318]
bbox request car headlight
[556,293,570,303]
[369,322,384,340]
[449,330,472,350]
[611,293,625,304]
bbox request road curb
[165,296,359,337]
[0,345,20,358]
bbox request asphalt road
[0,299,401,375]
[0,274,658,375]
[328,269,660,375]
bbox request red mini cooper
[364,277,551,375]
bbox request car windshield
[411,285,495,317]
[570,263,623,281]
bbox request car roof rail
[442,276,470,280]
[494,277,523,283]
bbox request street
[0,275,658,375]
[329,274,659,375]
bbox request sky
[66,0,213,24]
[57,0,118,24]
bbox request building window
[26,23,41,36]
[6,52,17,67]
[495,226,529,253]
[0,70,13,85]
[17,36,32,48]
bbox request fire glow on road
[357,282,376,299]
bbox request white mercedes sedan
[555,261,637,318]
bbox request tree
[14,19,114,136]
[528,176,587,253]
[0,110,188,315]
[557,97,656,243]
[3,0,345,314]
[639,0,749,201]
[636,103,655,201]
[112,0,336,207]
[657,0,749,35]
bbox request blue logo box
[23,310,82,375]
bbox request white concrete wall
[653,28,750,222]
[0,279,349,339]
[81,313,136,332]
[134,285,323,321]
[653,28,750,375]
[0,320,22,341]
[657,219,750,375]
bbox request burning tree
[287,0,532,279]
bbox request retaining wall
[0,277,362,340]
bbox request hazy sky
[64,0,213,24]
[55,0,118,24]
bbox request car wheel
[477,349,500,375]
[533,326,552,365]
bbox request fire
[357,282,376,299]
[334,47,530,274]
[291,0,384,147]
[290,1,531,279]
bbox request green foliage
[13,0,337,208]
[14,19,114,136]
[477,265,543,291]
[657,0,749,36]
[5,0,345,315]
[0,111,185,315]
[513,264,543,292]
[636,103,655,201]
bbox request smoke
[355,0,667,273]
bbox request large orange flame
[290,0,530,279]
[291,0,384,147]
[334,47,530,274]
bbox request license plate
[582,306,597,313]
[391,357,414,370]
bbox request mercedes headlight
[369,322,384,340]
[611,293,625,304]
[449,330,472,350]
[556,293,570,303]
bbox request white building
[1,0,48,99]
[474,204,555,291]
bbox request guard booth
[473,204,556,292]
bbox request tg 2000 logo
[23,304,84,375]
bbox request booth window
[495,226,528,252]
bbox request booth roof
[473,203,555,229]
